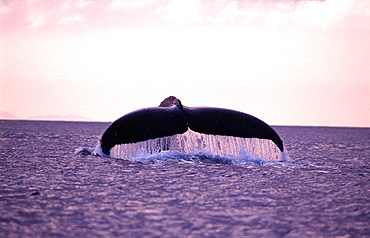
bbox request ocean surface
[0,120,369,237]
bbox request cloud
[76,0,94,8]
[59,14,85,25]
[292,0,357,27]
[107,0,157,10]
[26,10,46,28]
[0,0,368,32]
[0,2,12,16]
[197,0,363,28]
[154,0,366,28]
[157,0,203,24]
[0,0,93,31]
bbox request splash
[110,130,283,162]
[124,150,269,165]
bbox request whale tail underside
[182,107,284,152]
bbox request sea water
[1,120,369,237]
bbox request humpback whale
[97,96,284,158]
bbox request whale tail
[159,96,183,109]
[99,96,285,158]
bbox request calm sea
[0,120,369,237]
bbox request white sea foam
[110,130,283,163]
[280,150,289,162]
[93,143,110,158]
[125,150,266,165]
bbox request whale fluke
[99,106,187,156]
[98,96,284,157]
[182,107,284,152]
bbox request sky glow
[1,0,369,127]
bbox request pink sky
[1,0,369,127]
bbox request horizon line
[1,118,369,129]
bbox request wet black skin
[100,96,283,155]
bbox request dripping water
[110,130,283,162]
